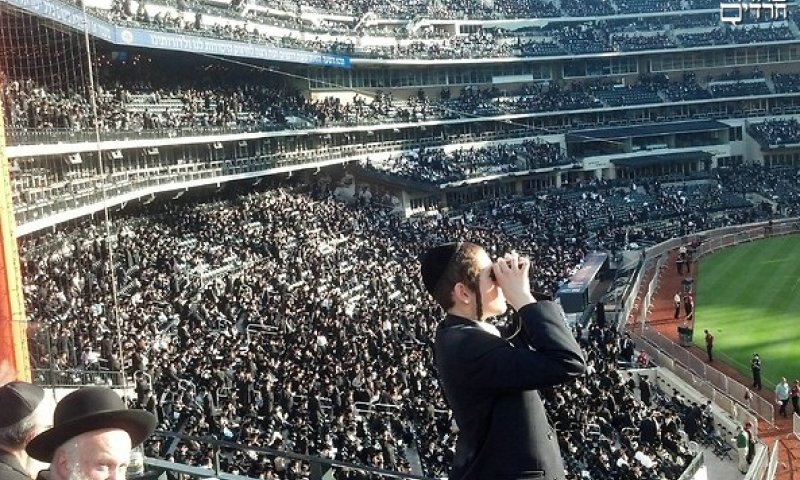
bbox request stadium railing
[642,335,773,479]
[677,451,704,480]
[149,430,434,480]
[30,367,126,388]
[5,125,284,146]
[744,440,770,480]
[10,125,563,234]
[764,440,780,480]
[627,218,800,427]
[639,254,668,326]
[640,328,775,424]
[23,321,129,388]
[614,254,645,335]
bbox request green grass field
[694,235,800,390]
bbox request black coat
[0,451,30,480]
[434,301,586,480]
[639,417,658,445]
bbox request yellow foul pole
[0,94,31,382]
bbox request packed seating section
[20,162,800,479]
[5,67,797,141]
[61,0,798,60]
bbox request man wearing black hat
[420,242,585,480]
[0,382,50,480]
[26,387,156,480]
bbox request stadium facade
[3,0,800,231]
[2,0,800,478]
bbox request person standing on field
[751,354,762,391]
[683,294,694,319]
[673,292,681,319]
[776,378,790,417]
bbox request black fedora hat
[27,387,156,462]
[0,381,44,428]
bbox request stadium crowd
[363,141,576,184]
[18,158,796,478]
[1,76,450,134]
[749,118,800,146]
[678,25,793,48]
[96,0,736,22]
[9,66,799,144]
[772,73,800,94]
[74,0,798,60]
[5,0,800,478]
[660,73,712,102]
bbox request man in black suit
[421,242,586,480]
[639,375,652,407]
[638,414,659,446]
[751,354,762,390]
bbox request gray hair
[55,440,83,480]
[55,440,79,464]
[0,411,38,451]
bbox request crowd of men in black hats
[364,141,575,185]
[7,64,800,145]
[750,118,800,147]
[68,0,789,61]
[16,163,800,479]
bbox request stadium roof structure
[611,151,713,168]
[566,120,728,143]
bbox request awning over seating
[611,151,713,168]
[567,120,728,143]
